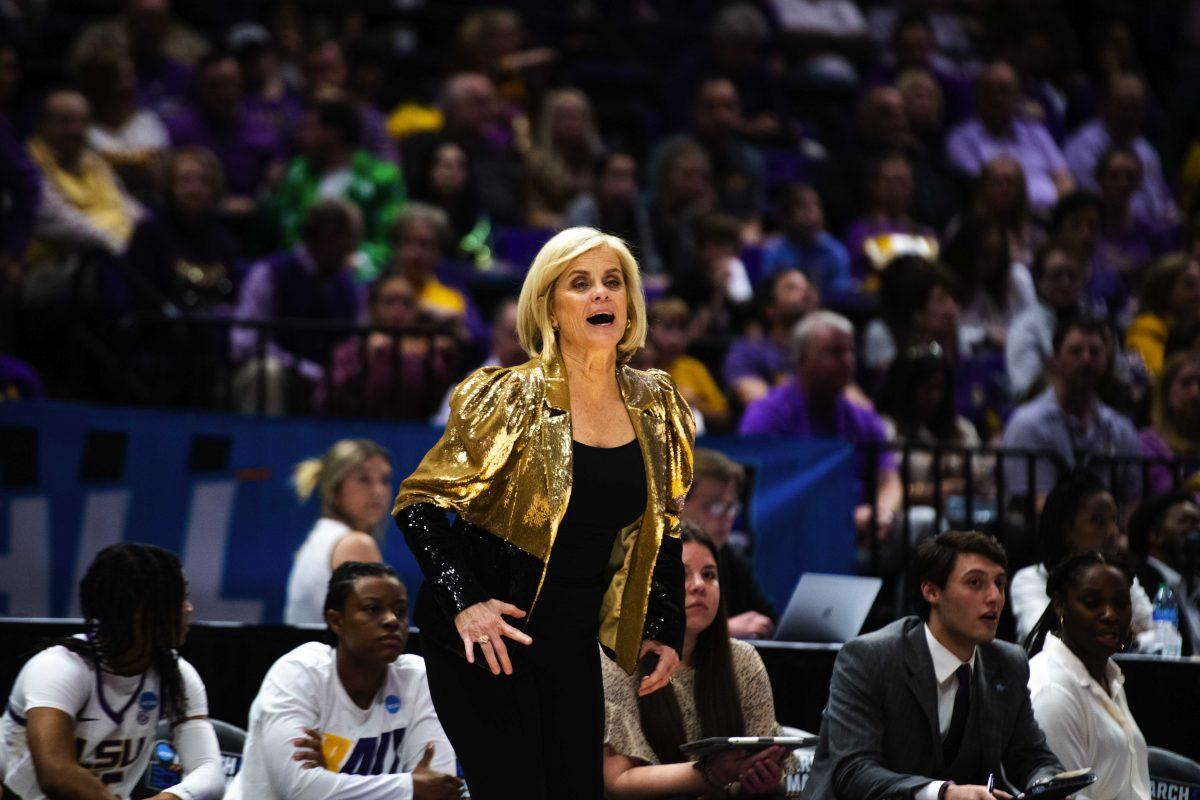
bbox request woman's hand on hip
[637,639,680,696]
[454,599,532,676]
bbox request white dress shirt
[1028,635,1149,800]
[917,625,977,800]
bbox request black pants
[423,629,604,799]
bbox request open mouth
[1095,630,1122,647]
[587,312,615,326]
[980,612,999,625]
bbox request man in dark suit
[1129,491,1200,656]
[802,531,1062,800]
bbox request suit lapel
[976,646,1004,769]
[903,620,944,766]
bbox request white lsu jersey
[1,641,207,799]
[227,642,456,800]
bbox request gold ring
[477,634,490,645]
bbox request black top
[530,438,647,634]
[717,544,777,622]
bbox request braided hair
[1022,550,1134,657]
[324,561,400,619]
[62,543,189,722]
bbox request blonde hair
[293,439,392,522]
[516,227,647,363]
[1152,350,1200,456]
[535,88,601,154]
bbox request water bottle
[1152,582,1184,657]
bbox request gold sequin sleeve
[393,365,532,519]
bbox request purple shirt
[1064,119,1178,228]
[842,217,936,283]
[134,56,194,120]
[739,379,896,499]
[723,336,791,388]
[1139,427,1200,497]
[945,117,1068,215]
[166,105,286,197]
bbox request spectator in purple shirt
[1095,147,1171,300]
[946,60,1074,217]
[842,152,938,288]
[228,22,303,154]
[1064,74,1177,230]
[1140,351,1200,496]
[723,266,819,408]
[166,51,285,211]
[739,310,902,544]
[231,198,366,414]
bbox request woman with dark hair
[974,155,1043,267]
[1125,254,1200,379]
[229,561,462,799]
[876,343,990,510]
[405,140,493,269]
[1025,552,1151,800]
[1,543,224,799]
[940,214,1036,351]
[862,256,960,383]
[1139,350,1200,495]
[601,527,794,798]
[1095,147,1170,309]
[564,151,663,281]
[648,136,715,277]
[1010,474,1153,643]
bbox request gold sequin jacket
[393,355,695,674]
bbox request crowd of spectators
[3,0,1200,558]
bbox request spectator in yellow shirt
[1125,253,1200,379]
[649,296,731,432]
[386,203,475,348]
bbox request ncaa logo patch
[155,741,176,762]
[385,695,401,714]
[139,691,159,711]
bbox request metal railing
[858,439,1198,615]
[111,312,467,417]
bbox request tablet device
[1019,769,1096,800]
[679,736,818,759]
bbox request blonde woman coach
[393,227,695,798]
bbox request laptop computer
[774,573,883,643]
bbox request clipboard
[679,735,818,759]
[1018,769,1097,800]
